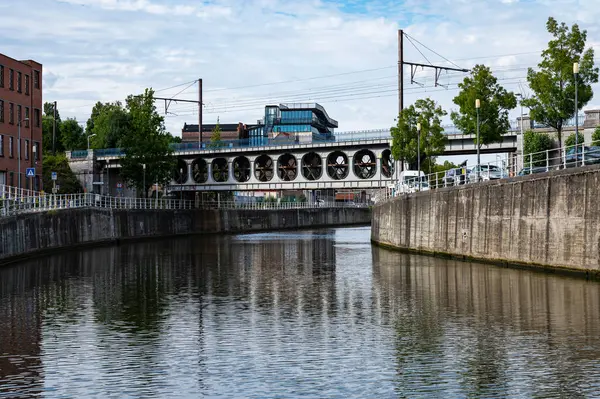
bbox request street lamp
[416,122,421,191]
[475,99,481,181]
[87,134,96,193]
[515,93,525,172]
[142,163,146,198]
[574,62,579,166]
[17,117,29,190]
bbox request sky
[2,0,600,153]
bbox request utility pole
[198,78,203,148]
[398,30,403,116]
[52,101,57,156]
[396,29,469,172]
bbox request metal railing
[201,201,368,210]
[372,141,597,205]
[1,193,195,217]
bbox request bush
[523,130,553,167]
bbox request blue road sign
[51,171,58,180]
[26,168,35,177]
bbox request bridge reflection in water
[1,228,600,397]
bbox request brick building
[0,54,43,190]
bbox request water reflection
[0,227,600,397]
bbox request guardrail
[372,141,595,205]
[0,190,369,217]
[201,201,368,210]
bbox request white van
[396,170,429,194]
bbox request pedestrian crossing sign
[26,168,35,177]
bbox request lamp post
[476,99,481,181]
[17,118,29,190]
[87,134,96,193]
[32,145,37,190]
[416,122,421,191]
[574,62,579,167]
[516,93,525,172]
[142,163,146,198]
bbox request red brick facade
[0,54,42,190]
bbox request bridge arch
[212,158,228,182]
[381,149,394,178]
[173,159,188,184]
[254,154,274,182]
[327,151,349,180]
[278,153,298,181]
[353,149,376,179]
[301,152,323,181]
[192,158,208,183]
[233,156,251,183]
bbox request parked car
[517,167,548,176]
[468,164,506,183]
[443,167,470,186]
[564,146,600,168]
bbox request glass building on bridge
[247,103,338,146]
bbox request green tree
[60,118,87,151]
[565,132,584,149]
[523,130,553,167]
[391,98,447,171]
[209,118,223,148]
[522,17,599,151]
[451,65,517,147]
[119,88,175,197]
[592,126,600,145]
[166,133,182,143]
[42,154,83,194]
[42,102,63,154]
[86,101,130,149]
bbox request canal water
[1,227,600,398]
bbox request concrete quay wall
[371,166,600,275]
[0,207,370,264]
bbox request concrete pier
[371,165,600,276]
[0,207,370,264]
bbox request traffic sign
[26,168,35,177]
[51,171,58,181]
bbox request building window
[17,72,22,93]
[9,103,14,124]
[34,142,39,160]
[0,100,3,123]
[25,107,29,127]
[0,65,4,88]
[9,172,13,186]
[17,105,21,124]
[25,139,29,160]
[0,135,3,157]
[9,136,13,158]
[34,70,40,89]
[9,69,13,91]
[34,108,40,128]
[25,75,29,95]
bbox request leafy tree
[565,132,584,149]
[523,130,553,167]
[391,98,447,171]
[522,17,599,151]
[60,118,87,151]
[592,126,600,145]
[41,154,83,194]
[86,101,130,149]
[451,65,517,147]
[209,118,223,148]
[119,88,176,197]
[166,133,182,143]
[42,102,63,154]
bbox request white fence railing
[201,201,368,210]
[0,192,369,217]
[373,141,596,205]
[1,193,196,217]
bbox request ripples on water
[1,227,600,398]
